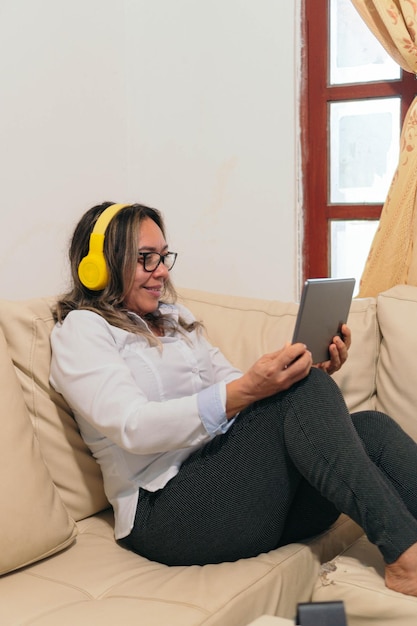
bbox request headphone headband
[78,203,130,290]
[91,203,130,236]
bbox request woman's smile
[124,218,170,315]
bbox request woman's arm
[225,342,313,418]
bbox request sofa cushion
[0,327,77,575]
[178,288,378,413]
[332,295,378,413]
[312,535,417,625]
[0,510,318,625]
[376,285,417,442]
[0,297,108,522]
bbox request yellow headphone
[78,203,129,290]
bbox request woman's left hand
[315,324,351,375]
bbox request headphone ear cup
[77,204,128,290]
[78,251,108,291]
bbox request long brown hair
[54,202,200,342]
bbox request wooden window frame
[301,0,416,280]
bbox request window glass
[329,97,400,204]
[329,0,400,85]
[330,220,379,294]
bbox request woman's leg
[123,392,310,565]
[281,370,417,565]
[272,408,417,595]
[276,478,340,546]
[123,368,417,569]
[350,411,417,595]
[350,411,417,520]
[279,410,417,547]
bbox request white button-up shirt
[50,303,241,539]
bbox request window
[301,0,416,292]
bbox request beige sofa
[1,284,417,625]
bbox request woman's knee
[351,410,397,432]
[350,410,402,451]
[294,366,340,393]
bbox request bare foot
[385,543,417,596]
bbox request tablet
[292,277,355,363]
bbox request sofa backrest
[178,287,379,414]
[0,287,380,526]
[376,285,417,442]
[0,325,77,575]
[0,297,108,522]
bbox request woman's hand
[225,342,312,418]
[315,323,351,375]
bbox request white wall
[0,0,300,302]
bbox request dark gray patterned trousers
[121,367,417,566]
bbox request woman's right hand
[225,343,312,419]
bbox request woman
[50,201,417,597]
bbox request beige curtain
[350,0,417,297]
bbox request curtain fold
[351,0,417,72]
[349,1,417,297]
[357,98,417,296]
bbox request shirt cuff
[197,382,234,436]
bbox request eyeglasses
[138,251,178,272]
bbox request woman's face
[123,217,170,316]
